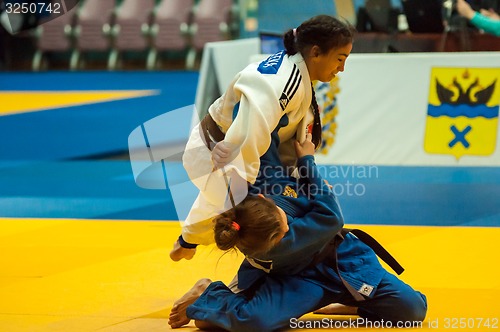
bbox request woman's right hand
[294,133,316,158]
[211,141,237,169]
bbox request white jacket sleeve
[223,71,284,184]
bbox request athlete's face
[307,43,352,82]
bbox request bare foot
[313,303,358,315]
[170,240,196,261]
[168,278,212,328]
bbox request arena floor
[1,220,499,331]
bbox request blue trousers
[187,270,427,332]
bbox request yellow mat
[0,218,499,331]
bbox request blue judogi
[186,116,427,331]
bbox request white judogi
[181,51,314,245]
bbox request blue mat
[0,72,498,227]
[0,160,178,220]
[0,160,498,227]
[0,71,199,161]
[319,165,500,227]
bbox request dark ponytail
[283,29,297,55]
[310,86,322,149]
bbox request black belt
[343,228,404,274]
[200,113,225,150]
[199,113,236,207]
[311,227,404,302]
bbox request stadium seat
[187,0,235,69]
[70,0,116,70]
[146,0,194,70]
[32,6,77,71]
[107,0,156,70]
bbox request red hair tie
[231,221,240,231]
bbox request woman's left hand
[294,133,316,158]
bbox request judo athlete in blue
[168,121,428,331]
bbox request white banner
[316,52,500,166]
[196,40,500,166]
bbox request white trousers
[181,123,248,245]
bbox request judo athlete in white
[170,15,356,261]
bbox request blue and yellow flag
[314,77,340,155]
[424,68,500,159]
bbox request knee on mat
[361,291,428,324]
[388,291,428,323]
